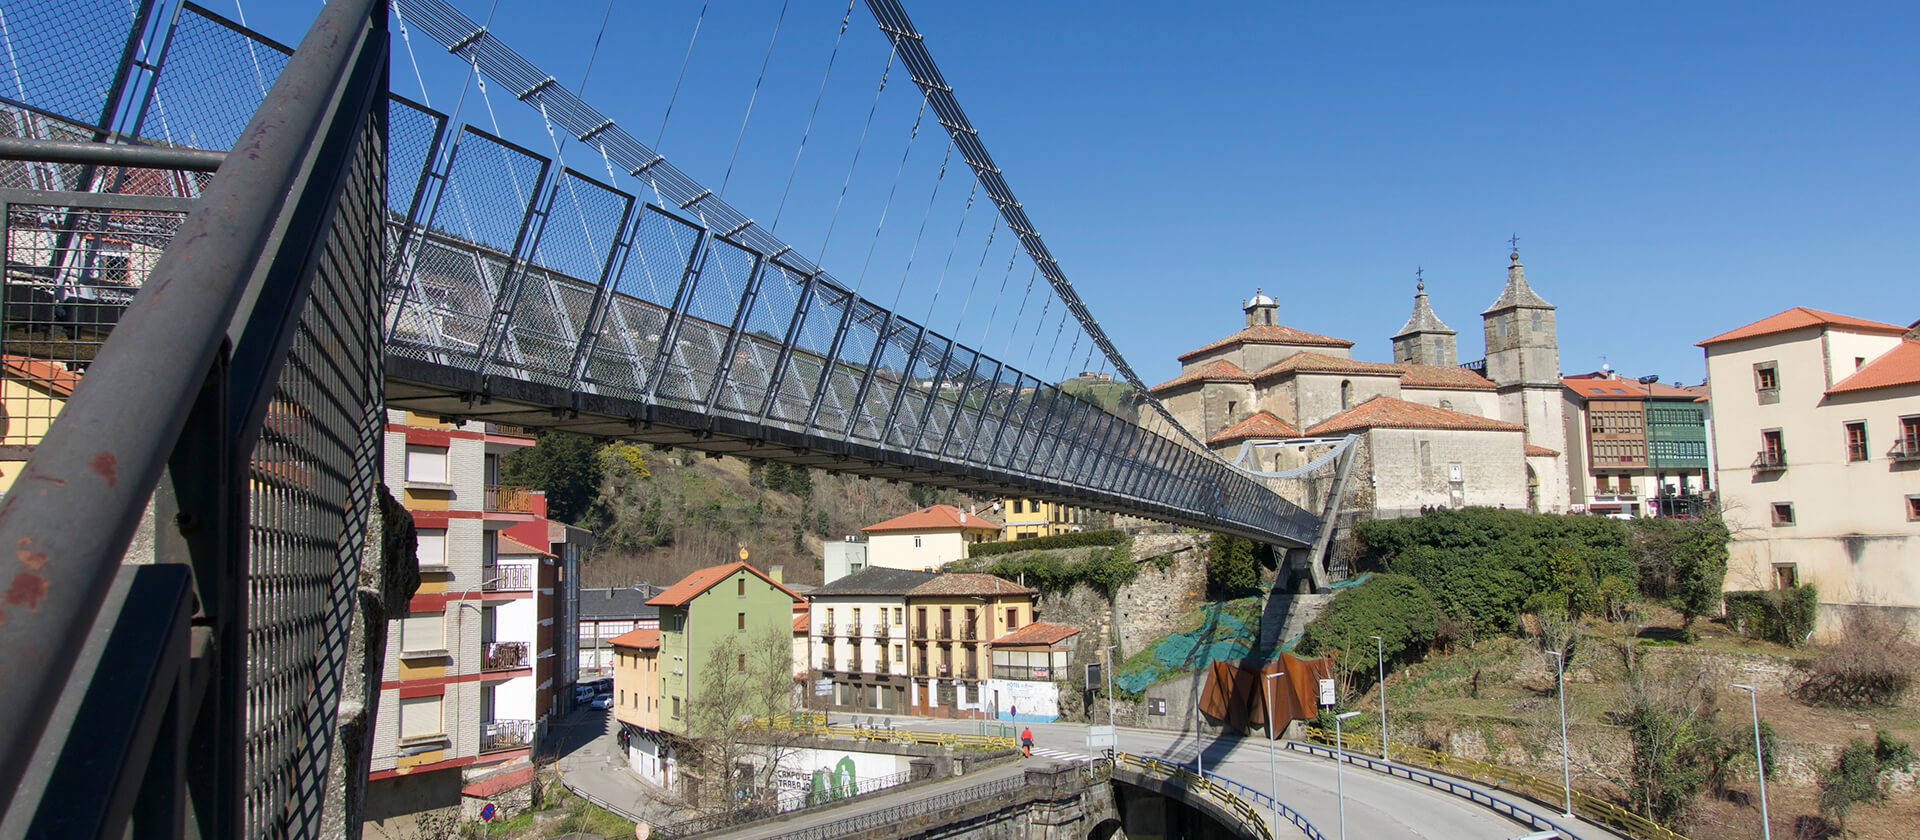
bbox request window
[737,578,746,597]
[416,529,447,569]
[893,607,903,624]
[1005,607,1019,630]
[1531,310,1545,332]
[1754,362,1779,401]
[1340,380,1353,410]
[1900,416,1920,457]
[1856,356,1868,370]
[1226,400,1237,418]
[738,654,746,673]
[1013,500,1024,514]
[1907,495,1920,521]
[400,613,445,653]
[1771,503,1795,526]
[1845,422,1868,462]
[737,612,746,632]
[399,695,443,740]
[1774,564,1798,589]
[913,536,922,548]
[404,445,449,484]
[672,697,681,718]
[1761,430,1785,465]
[620,689,626,706]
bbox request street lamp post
[1548,650,1572,818]
[1335,710,1362,840]
[1369,634,1386,762]
[1733,684,1771,840]
[1265,671,1286,836]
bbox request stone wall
[1032,534,1209,669]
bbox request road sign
[1085,662,1103,690]
[1086,725,1116,749]
[814,679,832,697]
[479,802,496,822]
[1318,679,1335,707]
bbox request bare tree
[688,627,805,812]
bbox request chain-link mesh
[489,170,628,384]
[581,204,700,396]
[142,4,291,152]
[0,0,137,130]
[708,255,807,422]
[242,77,385,839]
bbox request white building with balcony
[806,567,935,715]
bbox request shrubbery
[1794,607,1917,707]
[957,538,1138,598]
[1297,574,1441,687]
[1723,584,1818,646]
[1819,730,1914,835]
[1206,533,1261,598]
[967,529,1126,558]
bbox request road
[836,713,1620,840]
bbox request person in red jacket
[1020,726,1034,758]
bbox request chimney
[769,565,784,584]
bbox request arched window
[1340,380,1353,410]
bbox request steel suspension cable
[975,239,1020,349]
[922,176,978,325]
[854,97,927,292]
[772,0,856,234]
[391,0,433,106]
[818,42,898,264]
[949,211,1000,338]
[719,0,790,199]
[654,0,710,150]
[889,137,953,312]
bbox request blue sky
[241,1,1919,388]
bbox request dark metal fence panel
[143,3,291,152]
[0,0,145,131]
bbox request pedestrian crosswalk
[1026,747,1091,763]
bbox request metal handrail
[1298,726,1687,840]
[1113,751,1282,840]
[758,774,1030,840]
[0,0,388,832]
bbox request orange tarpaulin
[1198,653,1335,737]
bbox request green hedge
[968,529,1126,558]
[1724,584,1819,646]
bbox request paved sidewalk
[551,708,686,827]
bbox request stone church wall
[1368,427,1526,517]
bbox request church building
[1151,249,1569,518]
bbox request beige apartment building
[1699,308,1920,635]
[860,504,1001,569]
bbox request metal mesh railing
[142,3,291,152]
[1113,751,1278,840]
[0,0,140,130]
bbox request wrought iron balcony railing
[482,563,534,591]
[936,627,953,641]
[1890,438,1920,462]
[913,624,930,640]
[480,719,534,753]
[1751,450,1787,470]
[843,623,862,638]
[482,641,530,672]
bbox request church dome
[1243,287,1276,309]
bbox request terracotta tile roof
[862,505,1001,534]
[906,573,1034,598]
[496,533,552,557]
[646,561,805,607]
[1524,444,1560,457]
[1697,307,1908,347]
[609,627,660,650]
[990,621,1081,646]
[792,612,808,633]
[1177,325,1354,362]
[1561,377,1706,400]
[1395,363,1495,390]
[1208,410,1301,445]
[1828,340,1920,394]
[1304,396,1526,436]
[461,767,534,799]
[1,355,80,397]
[1148,359,1252,393]
[1251,352,1401,381]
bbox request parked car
[590,694,613,710]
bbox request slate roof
[646,561,805,607]
[906,573,1034,598]
[1304,396,1527,436]
[1828,340,1920,394]
[580,586,662,621]
[608,627,660,650]
[1395,363,1496,390]
[1208,410,1301,445]
[862,505,1001,533]
[1697,307,1908,347]
[810,566,939,597]
[1176,324,1354,362]
[1393,283,1455,338]
[991,622,1081,647]
[1483,254,1555,313]
[1148,359,1252,393]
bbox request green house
[645,560,805,737]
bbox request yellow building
[903,574,1036,719]
[996,497,1087,540]
[0,355,79,497]
[610,627,669,784]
